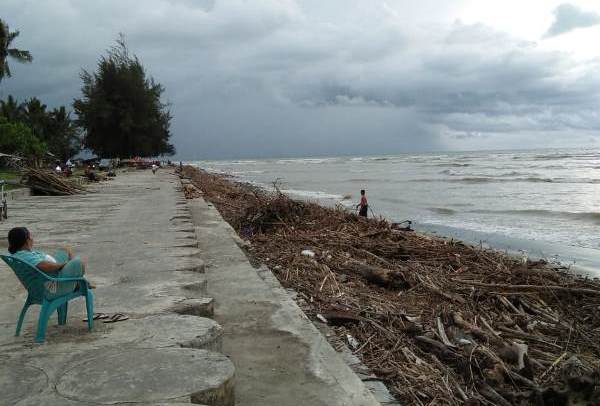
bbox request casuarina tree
[73,36,174,158]
[0,19,33,83]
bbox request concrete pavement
[0,170,233,405]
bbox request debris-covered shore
[182,165,600,405]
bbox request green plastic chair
[0,254,94,343]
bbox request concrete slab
[170,297,215,317]
[105,314,224,351]
[55,348,234,405]
[1,313,223,352]
[2,348,234,406]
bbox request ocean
[192,148,600,277]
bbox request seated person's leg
[54,249,69,263]
[55,257,85,296]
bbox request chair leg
[15,302,31,336]
[36,304,51,343]
[85,290,94,331]
[57,303,68,326]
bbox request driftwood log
[342,260,411,289]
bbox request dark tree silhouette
[73,37,174,158]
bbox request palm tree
[0,95,25,121]
[23,97,47,139]
[0,19,33,82]
[48,106,81,161]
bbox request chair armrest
[32,269,62,281]
[51,276,87,283]
[30,269,85,283]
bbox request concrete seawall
[188,194,382,405]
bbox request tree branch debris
[183,166,600,405]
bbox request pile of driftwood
[182,182,203,199]
[183,166,600,405]
[23,168,86,196]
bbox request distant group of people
[54,160,74,177]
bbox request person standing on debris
[356,189,368,217]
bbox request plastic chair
[0,254,94,343]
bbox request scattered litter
[301,249,315,258]
[316,314,328,324]
[346,334,359,350]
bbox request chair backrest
[0,254,47,303]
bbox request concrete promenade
[0,170,382,405]
[0,170,233,405]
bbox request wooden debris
[23,168,86,195]
[183,183,203,199]
[342,260,410,289]
[183,165,600,405]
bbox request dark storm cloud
[1,1,600,158]
[545,3,600,37]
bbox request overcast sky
[2,0,600,159]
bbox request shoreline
[417,222,600,278]
[226,173,599,279]
[196,148,600,276]
[183,164,600,405]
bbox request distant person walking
[152,163,158,174]
[356,189,368,217]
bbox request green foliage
[0,19,33,82]
[0,116,47,160]
[22,97,47,139]
[73,37,174,158]
[45,106,81,162]
[0,96,81,161]
[0,95,24,120]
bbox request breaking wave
[469,209,600,224]
[281,188,344,200]
[413,176,600,184]
[433,163,471,167]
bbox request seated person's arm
[36,261,66,274]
